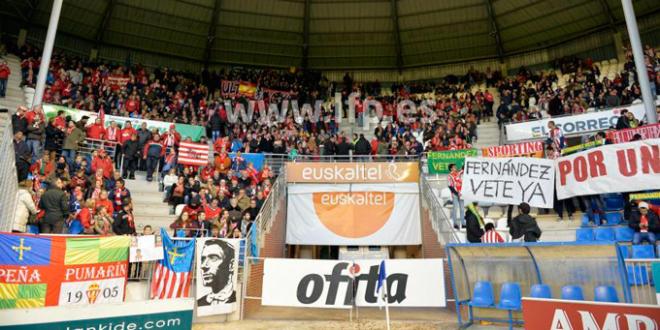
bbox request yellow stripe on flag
[99,236,130,250]
[0,283,18,299]
[15,298,45,308]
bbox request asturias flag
[150,229,195,299]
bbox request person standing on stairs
[0,59,10,98]
[447,163,465,229]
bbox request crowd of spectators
[494,45,658,127]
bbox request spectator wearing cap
[629,202,658,245]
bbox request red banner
[481,141,544,158]
[104,75,129,91]
[522,298,660,330]
[607,123,660,144]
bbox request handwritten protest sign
[427,149,478,174]
[461,157,555,208]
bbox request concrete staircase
[124,172,174,234]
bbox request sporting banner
[521,298,660,329]
[504,103,647,142]
[177,142,209,166]
[0,298,194,330]
[220,80,239,98]
[482,141,544,158]
[262,258,445,308]
[0,234,130,309]
[561,139,604,156]
[461,157,555,208]
[43,104,206,141]
[556,139,660,199]
[286,183,421,245]
[129,235,164,263]
[607,123,660,144]
[427,149,478,174]
[195,238,240,317]
[287,162,419,183]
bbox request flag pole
[384,276,390,330]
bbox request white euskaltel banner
[195,238,241,317]
[556,139,660,199]
[461,157,556,208]
[262,258,445,308]
[504,103,647,142]
[286,183,421,245]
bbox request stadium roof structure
[2,0,660,70]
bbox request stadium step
[123,171,174,233]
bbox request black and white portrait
[195,238,240,316]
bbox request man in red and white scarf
[161,124,181,149]
[447,163,465,228]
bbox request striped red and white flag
[178,142,209,166]
[150,263,192,299]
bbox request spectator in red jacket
[91,149,114,179]
[86,118,106,140]
[0,59,10,98]
[119,122,136,146]
[161,124,181,149]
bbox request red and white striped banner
[178,142,209,166]
[150,263,192,299]
[606,123,660,144]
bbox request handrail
[0,117,19,232]
[420,174,461,244]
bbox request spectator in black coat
[11,107,28,135]
[465,203,485,243]
[335,137,352,156]
[44,119,64,153]
[122,133,140,179]
[508,202,542,242]
[13,131,31,182]
[113,202,136,235]
[354,134,371,157]
[39,178,69,233]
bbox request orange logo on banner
[312,191,395,238]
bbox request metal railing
[0,118,19,232]
[77,138,119,159]
[420,174,461,244]
[624,258,658,305]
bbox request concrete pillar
[612,32,625,63]
[90,48,99,60]
[17,29,28,48]
[33,0,63,108]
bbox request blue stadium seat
[632,245,656,259]
[576,228,594,241]
[614,227,634,242]
[497,282,522,330]
[530,284,552,299]
[604,195,625,211]
[68,220,84,235]
[627,265,650,286]
[594,286,619,303]
[581,214,597,226]
[604,212,623,225]
[469,281,494,308]
[594,228,615,241]
[561,285,584,301]
[618,245,630,259]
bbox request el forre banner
[427,149,478,174]
[262,258,445,308]
[521,298,660,330]
[461,157,556,208]
[556,139,660,199]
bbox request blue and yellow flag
[160,229,194,273]
[0,235,51,266]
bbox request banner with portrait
[194,238,240,317]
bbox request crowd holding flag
[150,229,195,299]
[177,142,210,166]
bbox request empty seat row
[581,212,623,226]
[575,227,635,242]
[469,281,620,328]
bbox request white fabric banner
[262,258,445,308]
[129,235,164,262]
[556,139,660,199]
[286,183,421,245]
[58,278,125,306]
[195,238,241,317]
[462,157,556,208]
[504,103,647,142]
